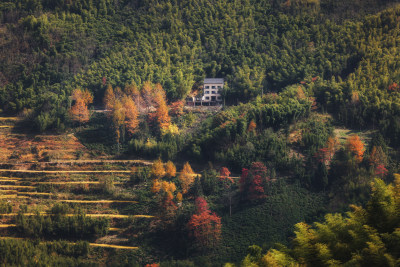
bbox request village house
[186,78,224,106]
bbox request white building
[186,78,224,106]
[202,78,224,103]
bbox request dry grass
[334,128,376,145]
[0,224,16,228]
[58,200,137,204]
[32,181,123,185]
[0,213,153,219]
[89,243,138,249]
[0,117,18,121]
[0,195,29,199]
[0,185,35,189]
[0,170,131,174]
[17,192,54,196]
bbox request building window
[212,86,216,89]
[217,86,222,89]
[205,91,209,94]
[205,86,210,89]
[212,91,216,94]
[205,97,210,100]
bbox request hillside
[1,0,400,266]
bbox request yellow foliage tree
[151,158,165,179]
[179,162,195,193]
[151,179,162,194]
[112,100,125,143]
[103,84,115,110]
[165,161,177,178]
[161,181,176,200]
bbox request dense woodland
[1,0,400,266]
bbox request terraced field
[0,160,154,250]
[0,118,156,251]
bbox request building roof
[204,78,224,84]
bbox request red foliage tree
[239,162,268,201]
[375,164,388,178]
[188,197,221,248]
[388,82,399,92]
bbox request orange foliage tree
[69,88,93,125]
[141,81,154,110]
[161,181,177,200]
[151,158,165,179]
[169,100,184,117]
[188,197,221,248]
[346,135,365,163]
[151,179,162,194]
[69,99,90,124]
[103,85,115,110]
[155,92,171,131]
[165,161,177,178]
[122,96,139,135]
[247,120,257,133]
[179,162,195,193]
[176,192,183,203]
[220,167,233,183]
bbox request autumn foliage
[69,88,93,124]
[188,197,221,248]
[314,136,339,164]
[179,162,195,193]
[103,85,115,110]
[247,120,257,133]
[165,161,177,178]
[220,167,233,183]
[122,96,139,135]
[346,135,364,163]
[239,162,269,201]
[151,158,166,179]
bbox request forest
[0,0,400,266]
